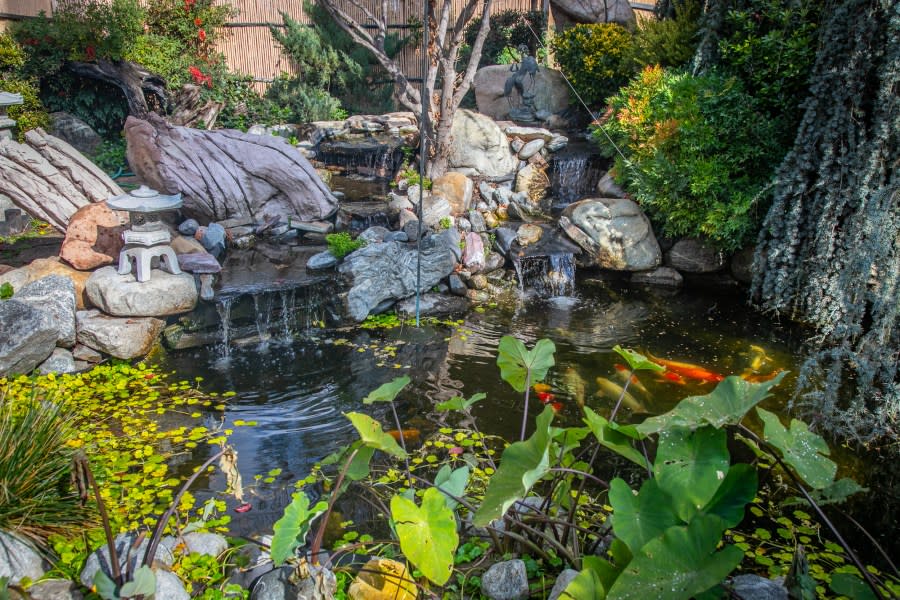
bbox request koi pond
[152,274,900,569]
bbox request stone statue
[503,45,539,122]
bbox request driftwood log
[125,114,339,224]
[0,129,123,232]
[64,60,167,118]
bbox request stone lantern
[107,185,183,283]
[0,92,23,141]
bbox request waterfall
[279,289,296,341]
[513,253,577,298]
[252,293,273,349]
[215,297,234,364]
[550,154,604,208]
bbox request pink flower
[448,446,464,456]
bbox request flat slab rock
[76,310,165,359]
[86,266,198,317]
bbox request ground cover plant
[0,363,245,597]
[269,339,899,598]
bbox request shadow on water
[154,279,899,565]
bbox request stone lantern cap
[107,185,182,213]
[0,92,23,107]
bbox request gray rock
[14,275,77,348]
[307,251,339,270]
[250,564,336,600]
[178,218,200,236]
[27,579,84,600]
[422,195,453,229]
[478,181,496,203]
[38,348,77,374]
[76,310,165,359]
[86,266,198,317]
[560,198,661,271]
[630,267,683,288]
[388,194,415,215]
[196,223,227,257]
[468,210,487,233]
[518,138,546,160]
[339,240,457,321]
[510,138,524,153]
[548,569,580,600]
[358,226,392,243]
[666,238,726,273]
[50,112,102,155]
[481,251,506,274]
[504,126,554,142]
[384,231,409,243]
[449,273,468,296]
[429,227,463,262]
[401,211,421,242]
[481,559,529,600]
[0,531,48,585]
[496,187,513,206]
[550,0,635,26]
[730,246,755,284]
[72,343,103,363]
[494,227,518,256]
[79,532,174,589]
[596,173,626,198]
[457,217,472,232]
[447,110,517,177]
[547,135,569,152]
[0,300,57,376]
[462,232,486,271]
[183,532,229,557]
[730,574,789,600]
[396,293,470,317]
[155,568,190,600]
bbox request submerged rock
[666,238,726,273]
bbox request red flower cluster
[188,65,212,88]
[198,29,206,42]
[194,17,202,26]
[183,0,195,11]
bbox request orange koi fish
[537,391,556,404]
[741,369,785,383]
[657,371,687,385]
[647,352,724,384]
[387,429,421,444]
[613,363,650,396]
[533,383,552,394]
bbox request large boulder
[339,239,458,321]
[665,238,726,273]
[446,110,517,177]
[432,172,474,215]
[14,275,77,348]
[76,310,165,359]
[50,112,102,156]
[559,197,661,270]
[60,202,130,271]
[474,65,571,121]
[125,113,339,224]
[0,531,48,585]
[79,532,174,590]
[551,0,635,27]
[0,300,57,376]
[0,257,93,309]
[86,266,198,317]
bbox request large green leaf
[654,426,730,522]
[757,407,836,489]
[473,406,555,526]
[584,407,646,467]
[435,393,486,412]
[119,565,157,598]
[271,492,328,566]
[782,478,868,507]
[829,573,877,600]
[496,336,556,392]
[613,345,664,373]
[362,376,410,404]
[609,477,680,554]
[637,374,786,436]
[701,464,757,528]
[391,487,459,585]
[433,464,470,510]
[607,515,743,600]
[345,412,407,459]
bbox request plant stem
[388,401,413,486]
[520,371,532,441]
[143,448,226,569]
[548,467,608,487]
[311,447,359,567]
[75,452,122,585]
[609,369,634,422]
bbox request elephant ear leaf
[757,407,836,489]
[363,376,410,404]
[391,487,459,585]
[345,412,407,459]
[497,335,556,392]
[270,492,328,566]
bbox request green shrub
[595,66,782,251]
[326,232,366,259]
[550,23,634,106]
[143,0,233,63]
[126,33,192,87]
[0,394,91,548]
[461,10,548,68]
[0,34,50,140]
[626,0,700,70]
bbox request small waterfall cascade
[513,252,577,298]
[252,293,273,348]
[550,149,605,209]
[278,289,297,341]
[316,137,404,179]
[215,296,234,363]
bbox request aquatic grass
[0,389,93,548]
